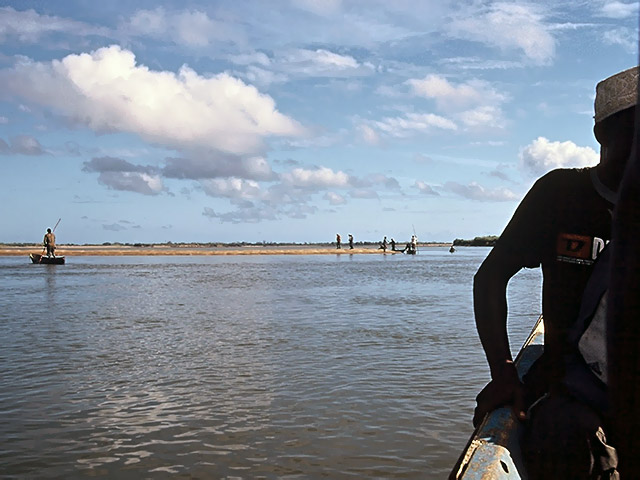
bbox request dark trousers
[522,392,618,479]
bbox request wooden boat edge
[449,315,544,480]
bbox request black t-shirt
[493,167,613,365]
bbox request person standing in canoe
[43,228,56,257]
[472,67,638,478]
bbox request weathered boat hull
[449,315,545,480]
[29,254,65,265]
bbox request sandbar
[1,243,450,257]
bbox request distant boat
[29,253,65,265]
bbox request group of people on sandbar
[335,233,354,249]
[378,235,417,254]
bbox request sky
[0,0,637,244]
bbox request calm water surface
[0,248,541,479]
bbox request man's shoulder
[530,167,593,198]
[537,167,591,185]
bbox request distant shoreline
[1,243,454,257]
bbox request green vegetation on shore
[452,236,498,247]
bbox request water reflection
[0,251,542,478]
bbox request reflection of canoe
[449,315,545,480]
[29,254,65,265]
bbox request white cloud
[445,181,518,202]
[0,135,46,155]
[324,191,347,205]
[200,178,262,200]
[447,3,555,65]
[126,7,245,47]
[603,27,637,53]
[282,166,350,188]
[82,156,165,195]
[458,105,506,129]
[1,45,305,156]
[407,75,507,111]
[414,181,440,196]
[600,1,637,19]
[519,137,599,176]
[358,124,381,145]
[0,6,107,42]
[277,48,372,77]
[98,171,165,195]
[373,112,457,137]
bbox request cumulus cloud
[0,6,108,43]
[519,137,599,176]
[281,166,351,188]
[0,135,46,155]
[324,191,347,205]
[407,75,507,112]
[200,178,262,200]
[407,74,507,129]
[445,181,518,201]
[83,156,164,195]
[447,3,555,65]
[1,45,305,156]
[414,181,440,196]
[162,154,275,181]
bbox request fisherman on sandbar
[390,238,396,251]
[379,236,388,252]
[336,233,341,249]
[348,234,354,249]
[43,228,56,257]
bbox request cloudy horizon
[0,1,636,243]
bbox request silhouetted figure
[336,233,341,249]
[473,67,638,478]
[390,238,396,251]
[43,228,56,257]
[378,236,387,252]
[348,234,354,249]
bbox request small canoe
[449,315,545,480]
[29,253,65,265]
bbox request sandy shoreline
[1,243,451,257]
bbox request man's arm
[472,249,526,426]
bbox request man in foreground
[472,66,638,478]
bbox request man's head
[47,228,51,233]
[594,66,638,148]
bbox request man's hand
[473,362,526,428]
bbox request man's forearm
[474,265,515,380]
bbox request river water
[0,248,542,479]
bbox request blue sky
[0,1,637,244]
